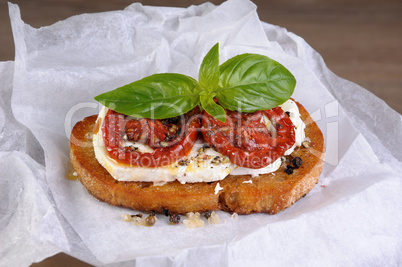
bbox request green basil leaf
[200,91,226,123]
[216,54,296,112]
[94,73,201,119]
[199,43,220,92]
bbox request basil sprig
[95,43,296,122]
[198,43,227,122]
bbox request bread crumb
[183,212,204,229]
[145,214,157,226]
[207,211,220,224]
[122,214,132,222]
[132,216,143,226]
[122,213,148,226]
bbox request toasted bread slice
[70,101,325,215]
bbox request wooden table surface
[0,0,401,266]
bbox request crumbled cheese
[214,182,224,194]
[242,179,253,184]
[94,99,305,184]
[231,213,238,220]
[84,132,93,140]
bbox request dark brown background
[0,0,401,266]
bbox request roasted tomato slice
[201,107,296,168]
[102,108,201,167]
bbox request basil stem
[200,91,226,123]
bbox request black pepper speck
[161,207,171,217]
[292,157,303,169]
[204,210,212,219]
[169,214,180,224]
[284,165,294,175]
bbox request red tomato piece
[102,108,201,167]
[201,107,295,168]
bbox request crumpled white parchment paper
[1,0,401,266]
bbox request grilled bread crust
[70,101,325,215]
